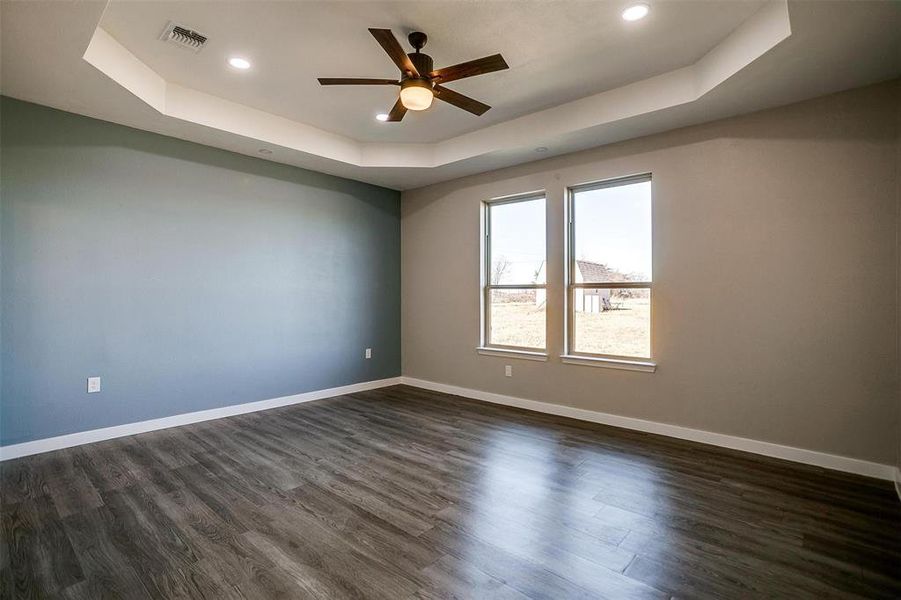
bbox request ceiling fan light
[400,80,434,111]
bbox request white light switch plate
[87,376,101,393]
[365,348,372,359]
[505,365,512,377]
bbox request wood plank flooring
[2,384,900,599]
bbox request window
[482,194,547,352]
[567,175,652,361]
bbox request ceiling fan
[318,29,509,121]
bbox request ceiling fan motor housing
[405,31,433,83]
[407,53,434,81]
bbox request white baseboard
[400,377,897,482]
[895,468,901,502]
[0,376,402,461]
[5,374,897,487]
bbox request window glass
[570,178,652,359]
[572,288,650,357]
[489,199,546,285]
[572,180,651,283]
[484,195,547,351]
[489,288,547,349]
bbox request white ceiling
[100,0,764,144]
[1,1,899,190]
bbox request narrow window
[483,194,547,351]
[567,175,652,360]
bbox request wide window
[482,194,547,351]
[567,175,652,360]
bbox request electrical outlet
[365,348,372,359]
[505,365,512,377]
[87,376,101,393]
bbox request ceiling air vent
[159,21,207,53]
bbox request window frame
[480,192,548,353]
[564,173,653,363]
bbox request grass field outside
[489,297,650,357]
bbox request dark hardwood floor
[2,384,900,599]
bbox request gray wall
[1,97,401,446]
[402,80,901,465]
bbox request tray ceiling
[100,1,765,144]
[2,1,899,190]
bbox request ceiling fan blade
[434,85,491,116]
[368,28,419,77]
[318,78,399,86]
[430,54,508,84]
[386,97,407,122]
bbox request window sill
[476,347,548,362]
[560,355,657,373]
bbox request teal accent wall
[0,97,401,445]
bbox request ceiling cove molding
[83,1,790,171]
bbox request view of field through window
[488,289,546,348]
[488,291,650,355]
[485,179,651,358]
[571,179,652,358]
[486,197,546,349]
[573,289,650,357]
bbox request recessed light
[258,148,272,155]
[228,57,251,70]
[376,113,390,122]
[535,146,548,153]
[622,4,649,21]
